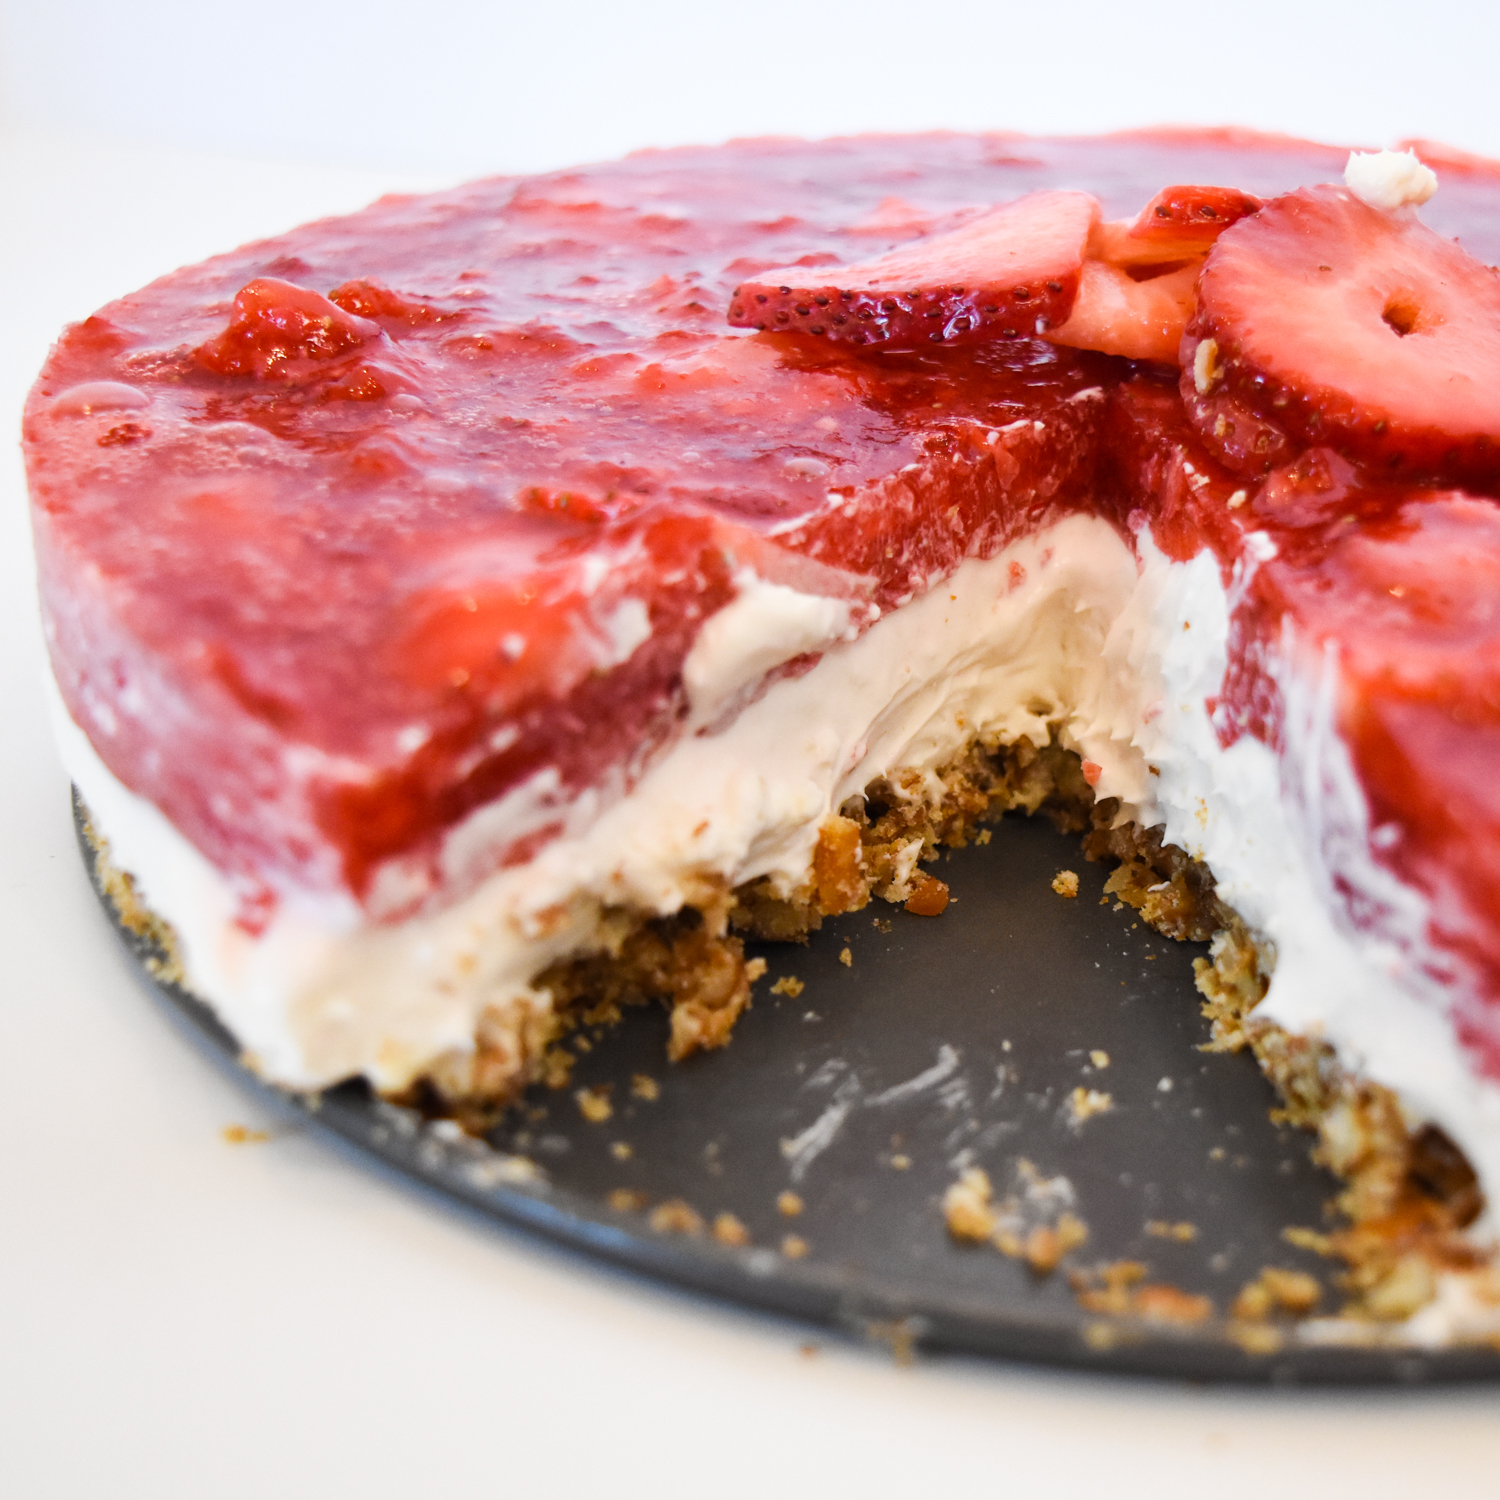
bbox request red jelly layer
[25,130,1500,1029]
[1217,474,1500,1072]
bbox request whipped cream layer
[56,513,1500,1235]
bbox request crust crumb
[942,1168,997,1242]
[712,1212,751,1247]
[1231,1266,1322,1321]
[1004,1212,1090,1274]
[1068,1086,1113,1126]
[904,872,950,916]
[1069,1259,1147,1314]
[781,1234,809,1259]
[540,1047,575,1092]
[536,895,763,1083]
[770,975,805,998]
[630,1073,659,1101]
[1082,1320,1129,1352]
[1227,1320,1285,1355]
[1145,1220,1198,1243]
[813,815,866,915]
[1052,869,1080,898]
[575,1086,612,1123]
[221,1124,270,1145]
[607,1188,648,1213]
[945,1161,1088,1274]
[648,1198,704,1236]
[777,1190,804,1217]
[1070,1261,1211,1324]
[1362,1251,1440,1321]
[866,1317,919,1367]
[1132,1284,1213,1325]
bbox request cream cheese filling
[53,512,1500,1247]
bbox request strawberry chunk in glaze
[1183,185,1500,487]
[728,191,1099,347]
[196,278,381,377]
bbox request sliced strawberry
[1044,185,1258,364]
[727,190,1099,347]
[1182,185,1500,487]
[1093,184,1263,266]
[1174,382,1297,477]
[1046,260,1199,363]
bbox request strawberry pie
[26,129,1500,1337]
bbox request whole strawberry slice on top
[727,190,1099,347]
[1182,184,1500,488]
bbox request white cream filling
[55,513,1500,1257]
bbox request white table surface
[3,126,1499,1500]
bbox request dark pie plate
[77,791,1500,1383]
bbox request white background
[9,0,1500,178]
[4,3,1500,1495]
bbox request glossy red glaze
[26,130,1500,1054]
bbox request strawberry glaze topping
[25,134,1500,1058]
